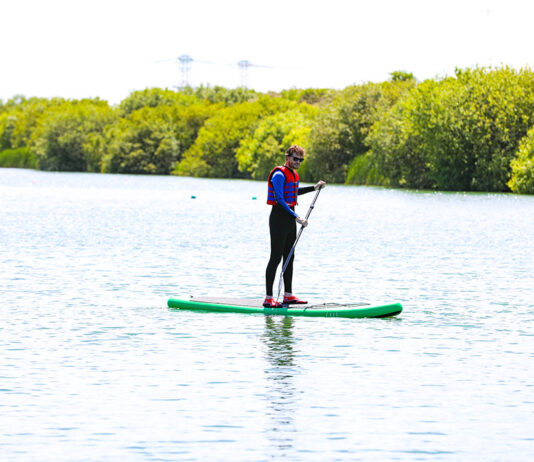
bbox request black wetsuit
[265,185,314,296]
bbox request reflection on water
[263,316,297,454]
[264,316,295,367]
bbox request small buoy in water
[252,196,257,200]
[191,195,196,199]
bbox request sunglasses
[290,155,304,162]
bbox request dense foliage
[32,99,117,172]
[508,126,534,193]
[103,101,219,174]
[236,103,319,180]
[0,147,37,168]
[174,97,301,178]
[2,67,534,194]
[305,78,415,183]
[366,67,534,191]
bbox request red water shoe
[283,295,308,305]
[263,297,282,308]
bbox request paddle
[276,186,323,302]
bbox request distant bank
[1,67,534,194]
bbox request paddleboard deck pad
[167,297,402,318]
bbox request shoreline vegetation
[1,66,534,194]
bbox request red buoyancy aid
[267,165,299,206]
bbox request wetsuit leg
[265,206,296,296]
[266,224,285,296]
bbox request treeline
[2,67,534,193]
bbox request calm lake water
[1,168,533,461]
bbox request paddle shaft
[276,187,322,301]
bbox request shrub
[0,147,37,168]
[508,126,534,193]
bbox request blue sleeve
[272,171,297,218]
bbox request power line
[237,60,272,88]
[156,55,273,88]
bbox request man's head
[285,145,305,170]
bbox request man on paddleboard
[264,145,326,308]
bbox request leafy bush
[307,80,414,183]
[32,99,117,172]
[174,97,295,178]
[508,126,534,193]
[0,97,66,151]
[0,147,37,169]
[103,107,177,174]
[187,85,258,105]
[279,88,333,105]
[119,88,200,116]
[103,101,219,174]
[369,67,534,191]
[236,104,318,180]
[346,153,388,186]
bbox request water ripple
[1,169,534,460]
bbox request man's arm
[298,185,315,195]
[299,181,326,195]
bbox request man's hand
[314,180,326,190]
[296,216,308,227]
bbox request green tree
[236,104,318,180]
[0,147,37,168]
[103,106,177,174]
[0,96,66,151]
[174,97,295,178]
[103,100,219,174]
[369,67,534,191]
[508,126,534,193]
[390,70,416,82]
[368,78,454,189]
[173,101,223,155]
[32,99,117,172]
[280,88,333,105]
[187,85,258,104]
[307,80,415,183]
[118,88,200,116]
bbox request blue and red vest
[267,165,299,206]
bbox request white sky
[2,0,533,104]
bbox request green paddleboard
[167,297,402,318]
